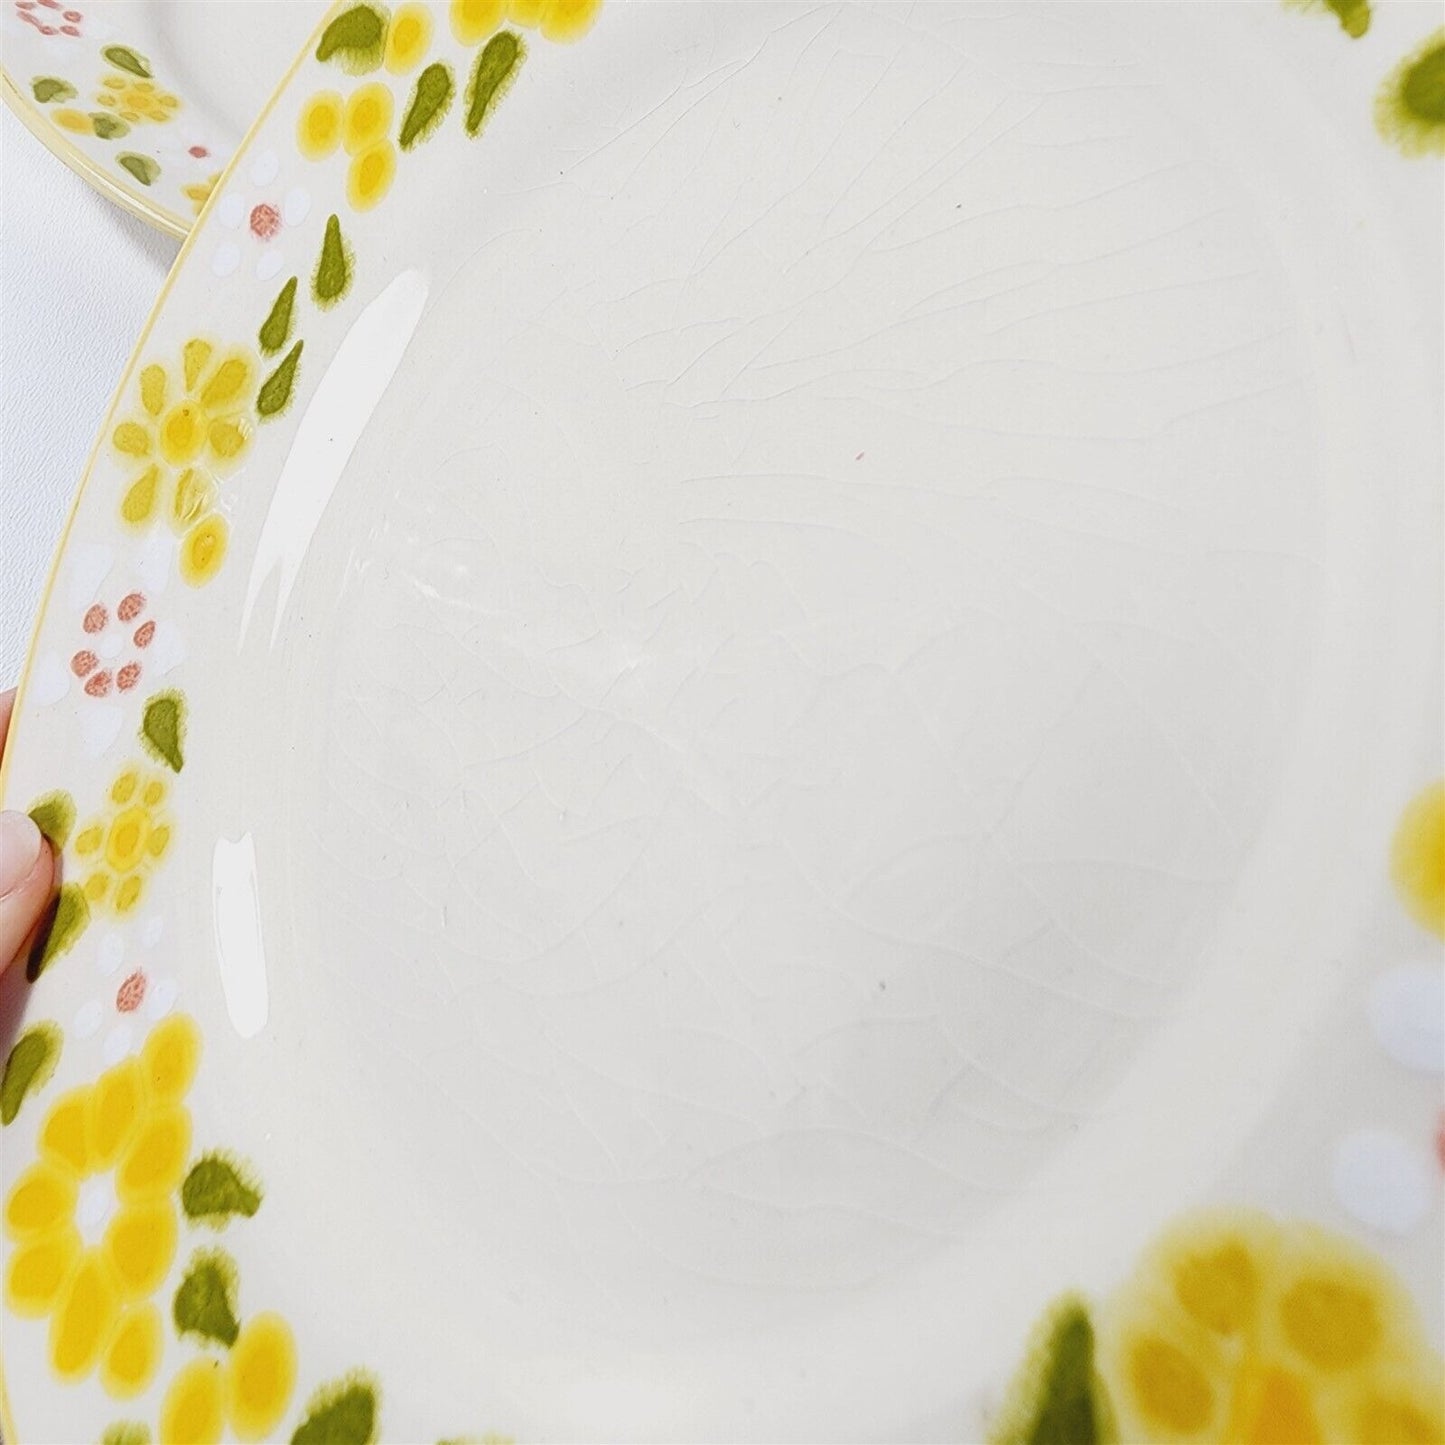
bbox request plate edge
[0,3,343,1431]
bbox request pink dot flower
[14,0,84,38]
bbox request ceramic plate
[2,1,1444,1440]
[2,1,325,237]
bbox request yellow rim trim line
[0,66,190,240]
[0,5,344,1436]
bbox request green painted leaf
[291,1376,381,1445]
[101,1424,152,1445]
[102,45,152,78]
[315,4,387,72]
[464,31,524,138]
[1376,34,1445,154]
[173,1249,240,1347]
[182,1154,263,1225]
[28,790,76,850]
[259,276,299,355]
[990,1298,1115,1445]
[27,883,89,982]
[31,76,76,104]
[1403,43,1445,125]
[117,153,160,186]
[139,690,186,772]
[1,1023,62,1126]
[312,214,351,307]
[399,62,454,150]
[257,341,303,419]
[1324,0,1371,37]
[90,112,130,140]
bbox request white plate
[1,2,1442,1440]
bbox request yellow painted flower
[3,1016,201,1397]
[300,78,399,210]
[297,89,345,160]
[385,2,433,71]
[52,107,92,133]
[178,514,230,588]
[103,1303,165,1399]
[226,1311,299,1441]
[153,1311,297,1444]
[347,138,397,211]
[451,0,505,43]
[497,0,600,41]
[994,1212,1445,1445]
[73,767,173,917]
[111,337,255,586]
[97,73,180,124]
[161,1355,226,1445]
[539,0,601,41]
[1098,1212,1445,1444]
[343,81,394,155]
[1392,781,1445,938]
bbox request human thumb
[0,810,56,976]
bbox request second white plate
[2,0,325,235]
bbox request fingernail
[0,811,43,896]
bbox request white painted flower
[74,915,178,1063]
[93,927,128,979]
[155,134,227,213]
[1333,1127,1432,1235]
[27,534,183,757]
[73,998,104,1039]
[211,146,311,281]
[103,973,179,1064]
[1368,960,1444,1073]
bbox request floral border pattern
[1,1,601,1438]
[6,0,1440,252]
[991,782,1445,1443]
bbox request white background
[0,101,178,685]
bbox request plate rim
[0,4,335,1430]
[0,0,333,802]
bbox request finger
[0,687,15,758]
[13,910,51,976]
[0,811,57,978]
